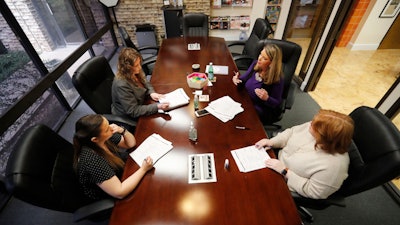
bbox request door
[379,14,400,49]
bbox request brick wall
[336,0,370,47]
[114,0,211,45]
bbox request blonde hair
[116,47,146,85]
[311,109,354,154]
[255,43,283,85]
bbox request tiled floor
[290,38,400,189]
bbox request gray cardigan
[111,78,158,119]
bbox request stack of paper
[130,133,173,166]
[205,96,244,122]
[159,88,190,110]
[231,145,271,173]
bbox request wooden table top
[109,37,301,225]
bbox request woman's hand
[232,71,242,86]
[255,138,273,149]
[255,88,269,101]
[265,158,286,174]
[157,103,169,110]
[150,93,164,101]
[109,124,124,134]
[141,156,154,172]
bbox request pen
[235,126,249,130]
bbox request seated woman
[111,47,169,119]
[232,43,284,124]
[73,114,153,200]
[255,109,354,199]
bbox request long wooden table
[109,37,302,225]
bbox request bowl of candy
[187,72,208,89]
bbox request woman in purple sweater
[232,43,284,124]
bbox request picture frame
[380,0,400,18]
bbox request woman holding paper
[112,47,169,119]
[255,109,354,199]
[73,114,153,200]
[232,43,284,124]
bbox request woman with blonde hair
[255,109,354,199]
[232,43,284,124]
[112,47,169,119]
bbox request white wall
[348,0,399,50]
[210,0,268,41]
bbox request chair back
[242,18,273,59]
[118,26,139,51]
[182,13,209,37]
[257,39,301,123]
[72,56,114,114]
[338,106,400,197]
[5,125,91,212]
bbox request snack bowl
[187,72,208,89]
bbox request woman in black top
[73,114,153,200]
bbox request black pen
[235,126,249,130]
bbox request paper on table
[205,65,229,75]
[205,96,243,122]
[231,145,271,173]
[130,133,173,166]
[159,88,190,110]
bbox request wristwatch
[280,168,288,176]
[121,127,126,135]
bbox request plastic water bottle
[188,121,197,141]
[239,30,247,41]
[194,95,199,111]
[208,62,214,81]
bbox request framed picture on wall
[380,0,400,18]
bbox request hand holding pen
[232,71,242,86]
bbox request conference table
[109,37,302,225]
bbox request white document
[205,65,229,75]
[205,96,243,122]
[130,133,173,166]
[159,88,190,110]
[231,145,271,173]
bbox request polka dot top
[77,133,123,200]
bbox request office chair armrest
[102,114,137,131]
[291,192,346,209]
[233,54,254,71]
[137,46,159,53]
[73,198,115,222]
[285,81,296,110]
[226,40,246,48]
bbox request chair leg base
[297,206,314,223]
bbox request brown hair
[73,114,124,171]
[311,109,354,154]
[116,47,146,86]
[255,43,283,85]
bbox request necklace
[255,72,263,82]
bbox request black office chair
[72,56,136,130]
[182,13,209,37]
[118,26,159,61]
[227,18,273,71]
[293,106,400,222]
[5,124,115,222]
[237,39,301,128]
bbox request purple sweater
[239,60,284,115]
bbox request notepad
[130,133,173,166]
[205,65,229,75]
